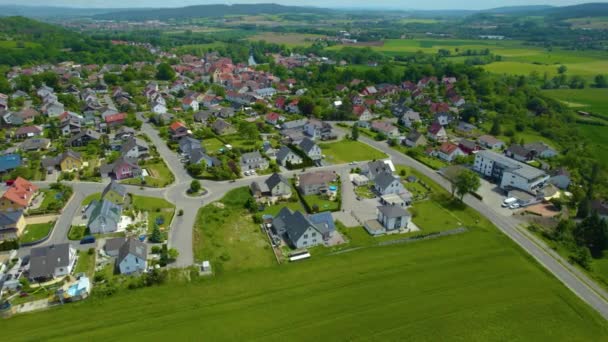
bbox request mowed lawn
[3,226,608,340]
[320,139,387,164]
[193,187,276,272]
[131,195,175,232]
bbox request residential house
[19,138,51,152]
[84,199,122,234]
[400,110,421,128]
[298,171,337,195]
[373,173,405,196]
[101,180,127,205]
[0,210,25,242]
[114,126,136,141]
[272,207,334,249]
[120,137,149,160]
[29,243,77,281]
[66,130,101,147]
[298,138,322,161]
[250,173,292,202]
[104,112,127,128]
[478,135,504,150]
[0,154,21,173]
[427,122,448,142]
[41,150,83,173]
[365,205,411,236]
[182,97,199,111]
[240,151,269,171]
[169,121,191,141]
[473,150,549,192]
[524,142,558,159]
[104,237,126,257]
[14,126,42,139]
[118,238,148,275]
[434,112,453,126]
[265,112,283,125]
[304,119,334,140]
[353,105,373,121]
[193,110,213,124]
[190,149,220,168]
[100,156,142,180]
[404,130,427,148]
[458,139,480,155]
[212,119,235,135]
[505,144,533,162]
[455,121,477,136]
[276,146,303,167]
[0,177,38,212]
[255,87,277,98]
[371,120,399,138]
[286,99,300,114]
[281,119,308,130]
[437,142,465,162]
[363,160,393,181]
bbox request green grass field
[202,137,225,153]
[193,187,276,272]
[320,139,387,164]
[19,222,54,243]
[121,160,175,188]
[74,250,96,277]
[4,225,608,340]
[81,193,101,206]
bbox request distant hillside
[480,5,554,14]
[542,3,608,19]
[0,16,152,66]
[0,5,118,18]
[93,3,331,21]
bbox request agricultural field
[320,139,387,164]
[4,219,608,340]
[193,187,276,273]
[247,32,326,47]
[566,17,608,30]
[328,38,608,81]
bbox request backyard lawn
[81,193,101,206]
[354,184,375,199]
[67,225,88,241]
[320,139,387,164]
[19,222,54,243]
[122,160,175,188]
[30,186,73,215]
[74,250,96,277]
[193,187,276,272]
[202,137,225,153]
[131,195,176,233]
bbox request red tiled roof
[105,113,126,124]
[170,121,186,131]
[440,142,459,155]
[2,177,37,207]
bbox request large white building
[473,150,549,193]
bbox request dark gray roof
[117,238,147,264]
[507,144,529,158]
[377,205,409,219]
[298,137,317,154]
[41,150,81,169]
[308,211,336,235]
[265,173,289,190]
[375,173,398,191]
[366,160,392,178]
[0,210,23,226]
[29,243,72,279]
[273,207,320,244]
[276,146,294,162]
[102,180,127,199]
[179,136,202,154]
[104,237,126,252]
[406,130,423,141]
[120,137,148,155]
[19,138,50,151]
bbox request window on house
[303,234,308,239]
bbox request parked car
[502,197,517,207]
[80,235,96,244]
[509,203,521,209]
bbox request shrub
[151,246,162,254]
[87,248,94,255]
[178,209,184,216]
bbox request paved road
[331,123,608,320]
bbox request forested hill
[0,17,153,66]
[93,3,330,21]
[542,3,608,19]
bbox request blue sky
[0,0,600,10]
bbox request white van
[502,197,518,207]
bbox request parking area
[476,178,513,216]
